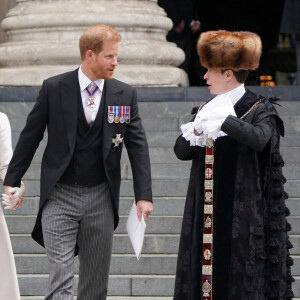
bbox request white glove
[203,106,233,139]
[196,94,236,140]
[2,181,25,210]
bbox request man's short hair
[79,24,121,61]
[221,69,249,83]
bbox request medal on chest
[108,106,114,123]
[87,96,95,108]
[107,106,131,124]
[86,84,98,109]
[119,106,125,123]
[114,106,120,123]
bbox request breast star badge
[112,134,123,147]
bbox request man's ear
[85,50,94,61]
[225,69,234,81]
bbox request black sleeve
[221,103,275,152]
[124,88,152,202]
[174,134,197,161]
[173,108,198,161]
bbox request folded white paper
[126,202,146,260]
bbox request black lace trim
[264,144,294,298]
[242,126,294,299]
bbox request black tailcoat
[4,69,152,251]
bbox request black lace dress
[173,90,294,300]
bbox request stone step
[283,165,300,180]
[1,102,194,119]
[102,177,298,199]
[0,103,35,119]
[15,274,300,297]
[18,274,176,297]
[9,129,300,163]
[3,197,300,219]
[5,214,300,235]
[146,132,180,148]
[4,177,298,198]
[2,179,190,198]
[14,254,177,275]
[6,215,183,235]
[134,163,298,180]
[10,131,300,150]
[138,101,300,118]
[10,161,300,182]
[2,100,300,119]
[291,236,300,255]
[10,234,180,255]
[3,197,187,216]
[10,115,299,139]
[276,101,300,116]
[280,147,300,164]
[126,163,300,181]
[18,162,193,181]
[13,253,300,276]
[292,256,300,276]
[286,198,300,216]
[8,144,189,165]
[281,134,300,147]
[9,233,300,255]
[281,116,300,133]
[289,217,300,234]
[8,116,183,136]
[8,115,298,135]
[7,109,300,138]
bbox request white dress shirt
[78,67,105,123]
[181,84,246,147]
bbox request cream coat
[0,112,20,300]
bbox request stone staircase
[0,90,299,299]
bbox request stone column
[0,0,188,86]
[0,0,15,43]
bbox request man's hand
[136,200,153,222]
[2,182,25,210]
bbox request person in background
[3,24,152,300]
[157,0,200,73]
[173,30,294,299]
[0,112,25,300]
[280,0,300,85]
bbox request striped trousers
[41,182,114,300]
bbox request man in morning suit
[3,24,153,300]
